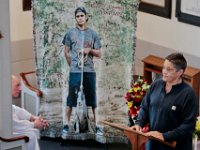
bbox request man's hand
[33,115,48,129]
[84,48,101,58]
[30,115,37,122]
[130,125,143,132]
[83,48,91,55]
[145,131,164,141]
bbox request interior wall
[136,0,200,58]
[9,0,33,41]
[9,0,35,76]
[135,39,200,76]
[11,39,35,76]
[135,0,200,79]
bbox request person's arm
[62,31,71,66]
[145,131,164,141]
[13,114,47,132]
[30,115,48,129]
[84,30,101,58]
[83,48,101,58]
[12,105,48,132]
[12,105,35,132]
[64,46,71,66]
[89,48,101,58]
[13,105,32,121]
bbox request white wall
[136,0,200,57]
[11,39,35,77]
[9,0,35,76]
[9,0,33,41]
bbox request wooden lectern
[101,121,176,150]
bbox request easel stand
[101,121,176,150]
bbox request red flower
[124,76,150,122]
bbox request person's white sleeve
[12,105,34,133]
[12,105,32,120]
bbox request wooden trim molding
[20,71,43,97]
[0,136,29,143]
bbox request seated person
[12,75,48,150]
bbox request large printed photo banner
[32,0,139,143]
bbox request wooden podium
[101,121,176,150]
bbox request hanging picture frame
[23,0,31,11]
[0,32,3,39]
[139,0,172,18]
[176,0,200,27]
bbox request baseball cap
[75,7,87,16]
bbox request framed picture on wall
[139,0,172,18]
[23,0,31,11]
[176,0,200,27]
[0,32,3,39]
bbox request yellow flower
[133,86,141,92]
[127,101,133,109]
[135,95,141,99]
[196,121,200,131]
[129,89,133,93]
[194,120,200,139]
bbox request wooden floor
[39,137,132,150]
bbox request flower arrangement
[194,117,200,140]
[124,76,150,125]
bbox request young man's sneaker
[62,125,69,134]
[62,125,69,139]
[96,126,103,136]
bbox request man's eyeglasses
[76,15,84,18]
